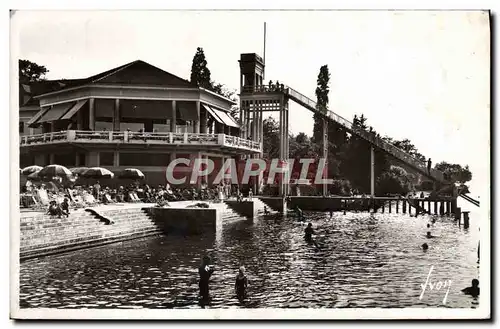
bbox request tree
[211,82,239,120]
[312,65,330,144]
[262,116,281,159]
[190,47,212,89]
[376,166,413,196]
[340,114,390,193]
[434,162,472,184]
[19,59,48,83]
[382,137,426,162]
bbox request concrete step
[21,222,161,250]
[20,228,163,260]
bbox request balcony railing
[20,130,262,152]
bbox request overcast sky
[11,10,490,194]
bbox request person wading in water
[198,255,214,305]
[235,266,249,302]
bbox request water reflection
[20,209,480,309]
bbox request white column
[89,98,95,130]
[322,118,328,196]
[170,100,177,133]
[195,101,200,133]
[113,99,120,131]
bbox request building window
[100,152,114,166]
[120,153,170,167]
[19,122,24,134]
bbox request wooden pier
[260,195,456,216]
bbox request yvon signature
[419,265,452,305]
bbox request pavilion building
[19,59,262,186]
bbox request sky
[10,10,490,195]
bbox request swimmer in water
[304,223,314,242]
[426,224,433,238]
[462,279,480,297]
[198,255,215,304]
[422,243,429,251]
[296,206,304,221]
[235,266,248,301]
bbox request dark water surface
[20,206,480,309]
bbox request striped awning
[202,104,223,124]
[27,107,49,127]
[60,99,88,120]
[209,105,239,128]
[37,103,74,124]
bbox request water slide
[459,193,480,207]
[283,87,447,183]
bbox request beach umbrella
[38,164,72,178]
[27,170,42,181]
[81,167,114,179]
[70,167,89,175]
[21,165,42,176]
[119,168,145,180]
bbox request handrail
[459,193,480,207]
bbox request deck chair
[83,193,98,207]
[131,192,141,202]
[104,194,115,204]
[36,189,50,206]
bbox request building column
[86,151,99,167]
[75,153,80,167]
[201,104,207,134]
[322,118,328,196]
[34,154,45,166]
[89,98,95,130]
[370,146,375,197]
[113,151,120,167]
[49,153,55,165]
[170,100,177,133]
[195,101,200,133]
[77,106,83,130]
[285,101,290,196]
[113,99,120,131]
[278,97,284,196]
[245,102,251,139]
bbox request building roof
[20,60,199,104]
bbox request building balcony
[20,130,262,153]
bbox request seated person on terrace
[47,200,63,218]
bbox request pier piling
[396,200,399,213]
[463,211,470,229]
[402,200,407,214]
[455,206,462,225]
